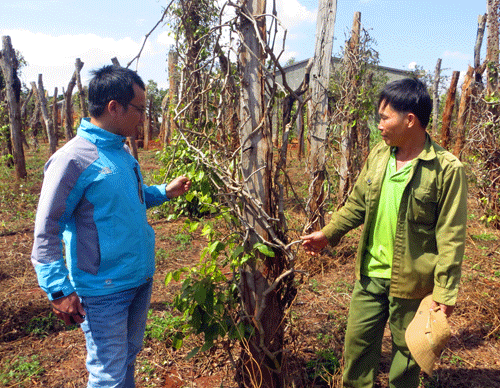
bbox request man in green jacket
[301,78,467,388]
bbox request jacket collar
[77,118,126,150]
[415,133,437,162]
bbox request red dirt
[1,147,499,388]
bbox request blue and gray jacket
[31,118,169,300]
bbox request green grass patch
[144,310,185,349]
[25,312,77,337]
[0,355,45,387]
[471,232,497,241]
[0,145,46,233]
[306,349,340,386]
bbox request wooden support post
[306,0,337,232]
[64,59,84,140]
[165,50,179,147]
[52,87,60,141]
[338,11,361,205]
[159,93,169,147]
[486,0,499,95]
[0,35,26,178]
[432,58,442,136]
[453,66,474,159]
[475,14,487,84]
[34,74,57,155]
[144,92,152,150]
[440,71,460,150]
[76,58,89,119]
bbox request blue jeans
[80,280,153,388]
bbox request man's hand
[300,231,329,256]
[430,300,455,317]
[51,292,86,325]
[166,175,191,199]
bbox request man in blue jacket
[31,65,191,388]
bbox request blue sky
[0,0,488,93]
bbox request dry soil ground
[0,142,499,388]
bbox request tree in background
[466,0,500,228]
[0,37,27,177]
[330,16,386,205]
[305,0,337,233]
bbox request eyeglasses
[128,102,146,115]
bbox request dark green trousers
[343,276,422,388]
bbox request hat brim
[405,295,451,375]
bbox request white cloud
[0,29,159,91]
[273,0,316,29]
[157,31,175,47]
[1,29,145,67]
[443,50,472,61]
[408,61,417,70]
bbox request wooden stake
[475,14,487,84]
[0,35,26,178]
[306,0,337,232]
[440,71,460,150]
[34,74,57,155]
[453,66,474,158]
[432,58,442,136]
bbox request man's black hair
[378,77,432,128]
[88,65,145,118]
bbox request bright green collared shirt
[362,151,412,278]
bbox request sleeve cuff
[432,284,458,306]
[47,283,76,301]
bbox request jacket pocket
[408,186,438,226]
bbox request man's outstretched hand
[300,231,329,256]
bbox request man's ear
[406,112,418,128]
[107,100,121,117]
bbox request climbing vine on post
[156,1,303,386]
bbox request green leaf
[172,268,188,282]
[231,245,245,260]
[201,223,213,237]
[186,346,200,360]
[200,340,214,353]
[254,242,275,257]
[194,286,207,304]
[172,335,183,350]
[165,272,173,286]
[189,221,200,233]
[191,306,203,330]
[208,241,225,258]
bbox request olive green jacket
[322,135,467,305]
